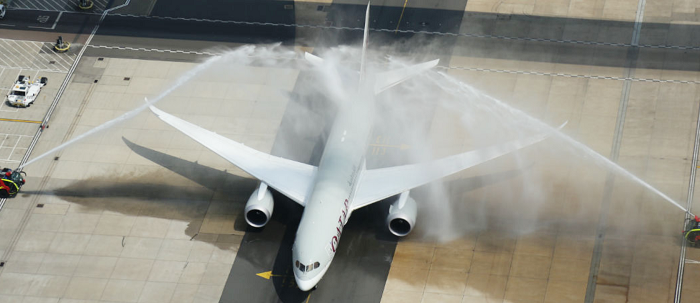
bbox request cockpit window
[295,260,321,272]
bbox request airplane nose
[294,273,315,291]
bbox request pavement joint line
[18,40,50,70]
[105,13,700,51]
[0,38,76,72]
[442,66,700,84]
[0,65,65,73]
[0,39,65,70]
[674,74,700,303]
[0,50,14,67]
[8,0,107,12]
[86,44,700,84]
[2,41,41,71]
[584,0,647,300]
[0,0,131,269]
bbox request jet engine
[386,191,417,237]
[245,183,274,228]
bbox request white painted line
[104,13,700,51]
[18,41,47,68]
[28,11,64,30]
[34,0,52,12]
[0,134,9,149]
[43,43,74,68]
[1,41,41,69]
[17,41,49,70]
[49,54,73,71]
[51,11,63,29]
[0,49,13,67]
[44,0,64,12]
[443,66,700,84]
[39,44,72,70]
[9,135,22,162]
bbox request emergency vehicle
[0,168,25,198]
[6,75,47,107]
[684,216,700,247]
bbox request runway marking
[585,0,648,300]
[0,118,43,124]
[395,0,408,33]
[87,44,219,56]
[0,38,76,72]
[256,271,285,279]
[28,11,63,30]
[8,0,109,12]
[675,53,700,303]
[442,66,700,84]
[87,44,700,85]
[0,133,34,163]
[109,13,700,51]
[0,0,132,278]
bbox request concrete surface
[0,1,699,303]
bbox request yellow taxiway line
[395,0,408,33]
[0,118,42,124]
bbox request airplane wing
[351,129,559,210]
[149,106,316,206]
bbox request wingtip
[148,104,161,116]
[429,58,440,68]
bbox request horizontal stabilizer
[304,52,324,66]
[374,59,439,95]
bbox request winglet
[149,105,163,117]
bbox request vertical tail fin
[359,2,370,86]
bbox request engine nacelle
[386,191,417,237]
[245,183,274,228]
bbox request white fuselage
[292,86,375,290]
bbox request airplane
[148,3,555,291]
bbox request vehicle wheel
[40,77,48,85]
[0,189,9,198]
